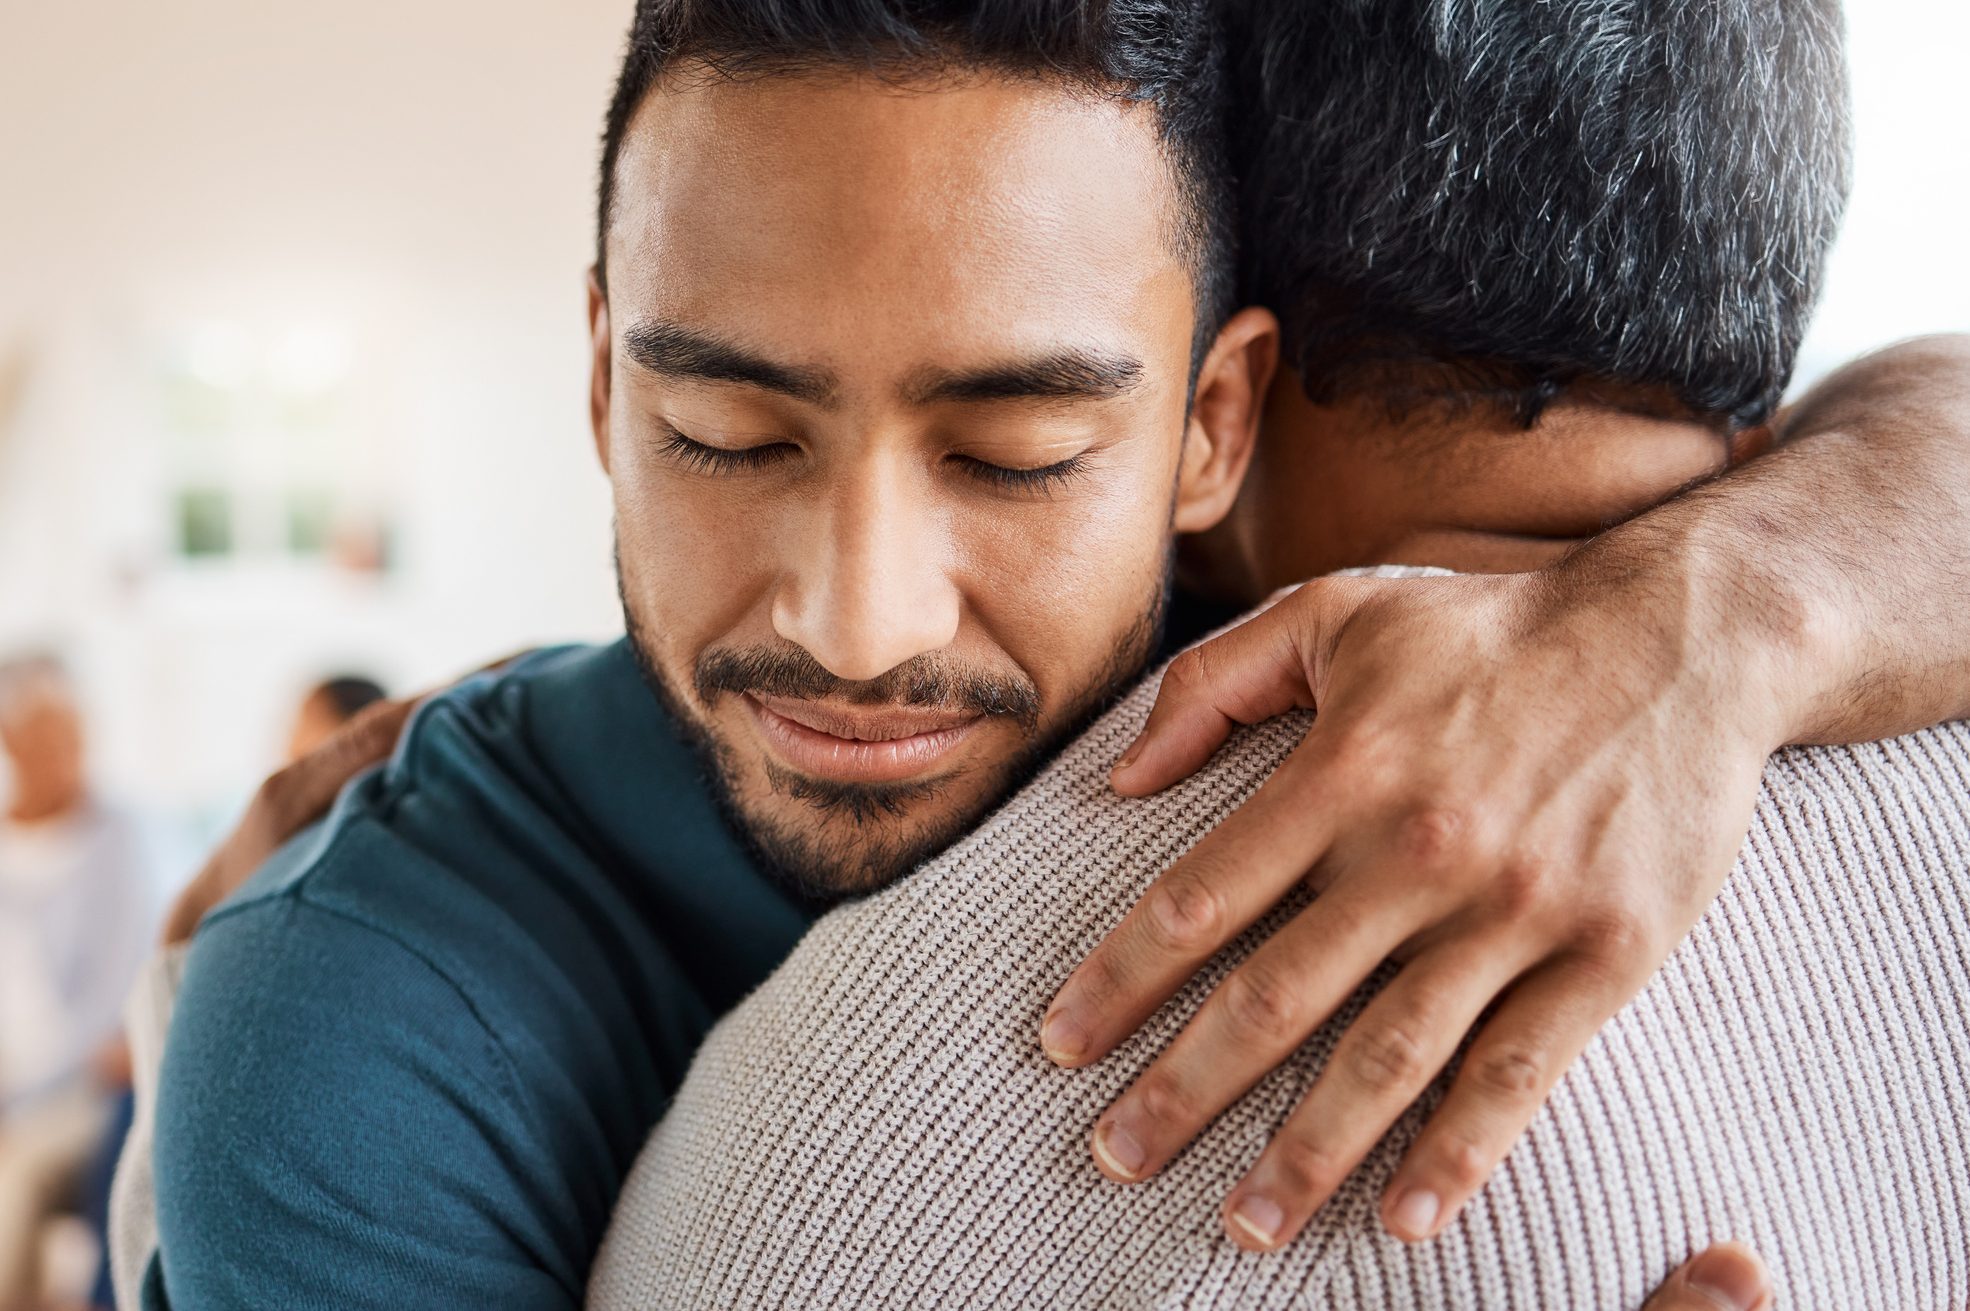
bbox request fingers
[1214,943,1523,1250]
[1110,578,1375,797]
[1642,1243,1772,1311]
[1378,951,1636,1242]
[1109,619,1309,797]
[1085,884,1423,1188]
[1042,751,1342,1066]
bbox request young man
[583,1,1969,1305]
[136,0,1970,1307]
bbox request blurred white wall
[0,0,1964,870]
[1794,1,1970,382]
[0,0,631,835]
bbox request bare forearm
[1571,334,1970,745]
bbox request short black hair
[1229,0,1850,428]
[595,0,1238,363]
[312,675,388,723]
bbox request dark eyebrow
[902,350,1145,406]
[622,320,838,406]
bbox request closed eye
[951,452,1091,495]
[655,427,796,474]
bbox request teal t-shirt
[145,641,814,1309]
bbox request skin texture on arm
[1653,333,1970,741]
[1045,0,1959,1271]
[1043,333,1970,1253]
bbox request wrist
[1551,508,1841,753]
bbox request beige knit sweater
[588,581,1970,1310]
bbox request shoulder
[149,642,669,1311]
[1754,720,1970,872]
[155,894,577,1309]
[215,642,624,917]
[591,638,1318,1307]
[204,641,694,1013]
[153,639,808,1308]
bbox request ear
[587,267,613,476]
[1173,306,1278,533]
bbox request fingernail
[1112,735,1143,774]
[1228,1194,1284,1248]
[1685,1246,1769,1311]
[1388,1188,1440,1241]
[1093,1121,1147,1180]
[1040,1011,1086,1065]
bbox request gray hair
[1229,0,1851,428]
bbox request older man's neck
[1182,369,1747,606]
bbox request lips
[744,693,982,785]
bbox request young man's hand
[159,651,546,946]
[1040,556,1791,1251]
[159,697,418,946]
[1039,336,1970,1251]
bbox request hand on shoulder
[1045,555,1791,1250]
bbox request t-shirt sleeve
[146,895,579,1311]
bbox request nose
[770,457,961,683]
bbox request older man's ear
[1172,306,1278,534]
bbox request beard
[618,561,1169,908]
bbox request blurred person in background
[35,672,390,1311]
[283,676,387,764]
[0,654,152,1309]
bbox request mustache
[694,645,1042,731]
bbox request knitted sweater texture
[588,588,1970,1310]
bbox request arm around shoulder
[1569,332,1970,747]
[1755,333,1970,738]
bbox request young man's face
[592,68,1264,899]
